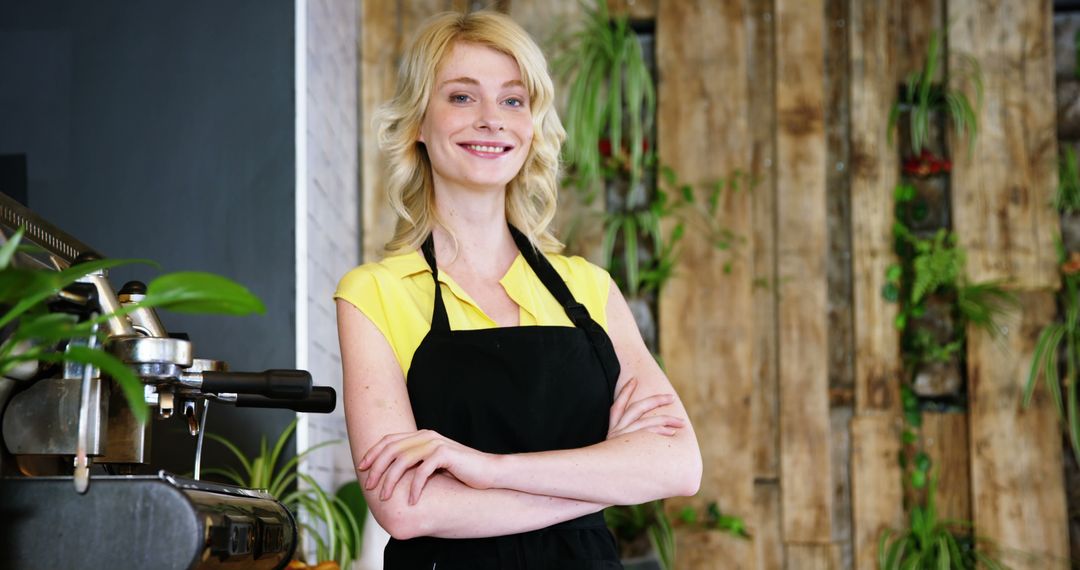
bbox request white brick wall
[295,0,366,565]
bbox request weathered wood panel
[967,292,1068,569]
[775,0,832,543]
[850,0,901,414]
[948,0,1058,287]
[894,0,944,82]
[850,414,904,570]
[606,0,656,21]
[785,543,840,569]
[920,411,971,524]
[360,1,462,260]
[657,0,756,566]
[748,0,779,482]
[829,408,852,570]
[754,482,782,570]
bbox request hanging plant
[888,30,983,158]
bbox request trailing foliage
[1055,146,1080,213]
[887,30,982,157]
[555,0,654,194]
[0,228,265,422]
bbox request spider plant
[204,418,365,568]
[0,228,265,422]
[554,0,654,194]
[888,30,983,157]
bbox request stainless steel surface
[119,292,169,337]
[194,400,210,480]
[96,381,150,465]
[2,376,108,456]
[108,335,194,369]
[0,192,101,266]
[81,273,138,338]
[74,322,100,493]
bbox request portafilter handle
[198,369,312,399]
[228,386,337,414]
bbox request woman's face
[419,42,534,195]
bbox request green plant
[555,0,654,193]
[0,228,265,422]
[204,418,365,568]
[605,501,674,570]
[878,474,1007,569]
[1055,146,1080,213]
[888,30,982,157]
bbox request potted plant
[204,418,365,569]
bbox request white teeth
[465,144,507,153]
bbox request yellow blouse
[334,250,612,376]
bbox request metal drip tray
[0,471,296,570]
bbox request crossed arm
[337,282,702,541]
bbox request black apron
[383,226,623,570]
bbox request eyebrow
[439,77,526,90]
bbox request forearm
[492,429,702,505]
[367,471,606,540]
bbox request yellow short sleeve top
[334,250,613,376]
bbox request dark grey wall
[1,1,297,476]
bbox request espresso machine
[0,193,337,569]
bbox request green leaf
[143,271,265,315]
[0,227,24,269]
[57,345,148,423]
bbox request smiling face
[419,41,534,195]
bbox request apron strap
[420,233,451,333]
[509,226,620,389]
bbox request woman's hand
[607,378,686,439]
[357,429,495,505]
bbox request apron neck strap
[420,233,451,333]
[508,226,596,329]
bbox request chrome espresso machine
[0,193,337,569]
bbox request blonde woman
[336,10,702,569]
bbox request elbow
[373,507,427,541]
[674,448,703,498]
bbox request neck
[431,184,517,279]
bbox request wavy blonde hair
[374,10,566,254]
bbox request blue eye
[504,97,526,108]
[450,94,472,103]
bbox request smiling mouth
[459,143,513,155]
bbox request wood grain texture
[948,0,1058,288]
[967,292,1068,569]
[657,0,756,566]
[784,543,840,569]
[748,0,780,482]
[849,0,901,414]
[850,414,904,570]
[920,411,971,524]
[775,0,832,543]
[894,0,944,83]
[754,482,782,570]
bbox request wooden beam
[850,414,904,570]
[657,0,755,565]
[785,543,841,569]
[967,292,1068,568]
[776,0,832,543]
[748,0,780,483]
[948,0,1058,288]
[849,0,901,414]
[754,481,783,570]
[920,411,971,524]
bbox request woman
[336,10,702,569]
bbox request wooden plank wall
[356,1,1073,568]
[655,1,757,566]
[775,0,833,558]
[949,2,1067,567]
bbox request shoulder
[334,252,428,308]
[544,253,613,327]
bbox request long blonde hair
[374,10,566,254]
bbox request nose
[474,100,504,132]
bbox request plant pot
[622,548,662,570]
[906,293,956,347]
[899,173,951,237]
[911,359,963,398]
[1062,211,1080,254]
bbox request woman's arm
[362,282,703,506]
[337,299,607,540]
